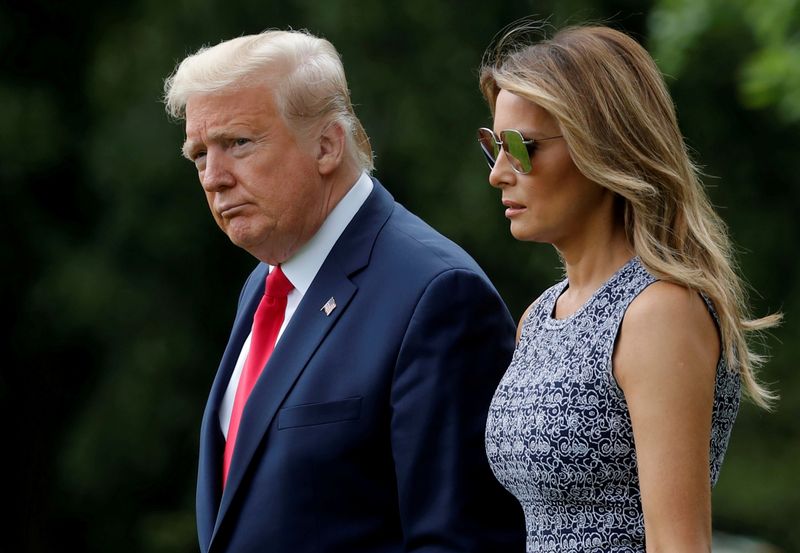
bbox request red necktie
[222,265,294,487]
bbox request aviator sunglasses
[477,127,563,174]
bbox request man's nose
[200,151,235,191]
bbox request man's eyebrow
[181,132,219,160]
[183,128,249,159]
[181,139,198,160]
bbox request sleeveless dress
[485,257,740,552]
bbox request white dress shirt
[219,172,374,437]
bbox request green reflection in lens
[505,131,531,173]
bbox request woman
[479,24,780,552]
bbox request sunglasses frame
[477,127,563,174]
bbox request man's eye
[233,138,250,147]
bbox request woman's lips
[502,199,526,218]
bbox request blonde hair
[163,29,374,172]
[480,24,781,407]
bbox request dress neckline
[544,256,640,328]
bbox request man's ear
[317,121,346,175]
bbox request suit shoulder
[377,202,485,277]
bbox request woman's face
[488,89,612,249]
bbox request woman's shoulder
[515,279,567,342]
[516,300,538,343]
[615,280,720,392]
[624,280,714,332]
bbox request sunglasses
[477,128,563,174]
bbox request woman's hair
[164,29,373,173]
[480,23,781,407]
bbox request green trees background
[3,0,797,551]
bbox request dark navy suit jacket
[196,179,525,552]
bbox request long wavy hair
[480,23,780,407]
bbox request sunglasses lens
[501,130,532,174]
[477,128,499,168]
[477,128,534,174]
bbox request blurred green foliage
[651,0,800,120]
[2,0,796,552]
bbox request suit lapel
[207,180,395,547]
[197,266,267,550]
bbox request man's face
[183,85,334,264]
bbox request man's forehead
[185,91,275,132]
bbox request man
[164,29,524,553]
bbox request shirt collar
[276,172,373,294]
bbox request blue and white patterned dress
[485,257,740,552]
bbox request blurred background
[2,0,797,551]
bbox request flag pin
[321,297,336,316]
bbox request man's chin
[233,238,287,266]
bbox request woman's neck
[553,225,634,319]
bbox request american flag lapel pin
[321,297,336,316]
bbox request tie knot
[265,265,294,298]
